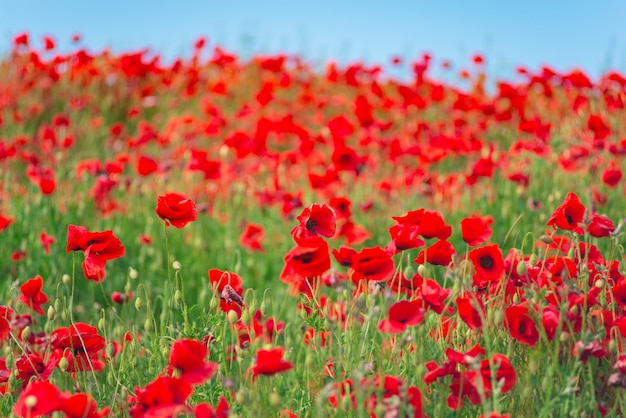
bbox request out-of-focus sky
[1,1,625,81]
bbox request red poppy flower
[136,155,158,176]
[421,279,452,314]
[602,166,622,187]
[587,213,615,238]
[469,244,505,283]
[14,381,63,417]
[250,347,293,379]
[351,246,395,282]
[61,393,110,418]
[208,269,244,315]
[387,223,424,252]
[328,196,352,220]
[156,193,198,228]
[50,323,106,372]
[194,397,230,418]
[456,295,484,330]
[282,237,330,278]
[240,223,265,252]
[296,203,336,238]
[504,305,539,347]
[393,209,452,240]
[0,214,14,232]
[19,275,48,316]
[378,299,425,333]
[461,215,493,246]
[66,225,125,282]
[332,245,357,267]
[546,192,585,234]
[415,240,456,266]
[15,351,58,388]
[40,231,55,255]
[169,339,218,384]
[129,376,193,417]
[476,353,517,393]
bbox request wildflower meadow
[0,33,625,417]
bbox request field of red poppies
[1,32,626,417]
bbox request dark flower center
[306,219,317,231]
[479,255,494,269]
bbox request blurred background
[2,0,625,82]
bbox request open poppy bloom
[546,192,585,234]
[378,299,425,333]
[296,203,336,238]
[168,339,218,384]
[66,225,125,282]
[19,275,48,316]
[468,244,505,284]
[156,193,198,228]
[250,347,293,379]
[461,215,493,246]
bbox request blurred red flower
[250,347,293,379]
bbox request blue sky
[1,1,625,82]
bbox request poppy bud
[58,356,69,372]
[21,326,31,342]
[172,260,182,271]
[144,318,153,332]
[594,279,605,289]
[47,305,56,321]
[174,289,183,304]
[260,301,268,316]
[129,267,138,280]
[227,310,239,324]
[209,296,219,310]
[54,298,62,312]
[106,342,115,358]
[241,309,251,326]
[269,392,281,407]
[98,318,106,331]
[516,260,527,276]
[538,235,553,244]
[529,253,538,266]
[134,297,143,310]
[8,370,17,389]
[62,274,71,285]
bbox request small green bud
[269,392,281,407]
[22,326,31,342]
[529,253,538,266]
[516,260,527,276]
[134,297,143,311]
[172,261,182,271]
[98,318,106,331]
[240,309,251,326]
[62,274,71,285]
[129,267,138,280]
[144,318,153,332]
[124,281,132,294]
[174,289,183,304]
[54,298,62,312]
[260,301,268,316]
[227,310,239,324]
[209,296,219,310]
[58,356,69,372]
[305,353,315,369]
[47,306,56,321]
